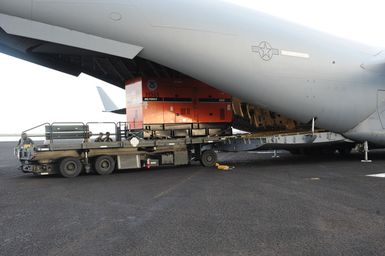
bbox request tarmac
[1,141,385,256]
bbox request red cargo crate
[126,78,143,129]
[126,77,233,129]
[197,102,232,123]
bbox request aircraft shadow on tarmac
[216,151,385,168]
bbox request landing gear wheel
[200,150,217,167]
[338,147,353,156]
[59,157,82,178]
[94,156,116,175]
[289,149,302,155]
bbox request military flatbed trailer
[15,123,354,178]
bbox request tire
[289,149,302,155]
[94,156,116,175]
[59,157,82,178]
[200,150,217,167]
[338,147,353,156]
[320,147,336,156]
[303,148,318,156]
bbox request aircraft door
[377,90,385,128]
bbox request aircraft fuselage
[1,0,385,144]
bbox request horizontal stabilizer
[0,13,143,59]
[97,87,126,115]
[362,51,385,74]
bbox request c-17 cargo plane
[0,0,385,146]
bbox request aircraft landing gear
[361,141,372,163]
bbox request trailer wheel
[200,150,217,167]
[94,156,116,175]
[59,157,82,178]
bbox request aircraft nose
[0,0,32,19]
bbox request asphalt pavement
[1,142,385,256]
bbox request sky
[0,57,126,135]
[1,0,385,136]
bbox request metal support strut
[312,118,316,135]
[361,141,372,163]
[84,151,91,173]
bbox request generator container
[126,77,233,137]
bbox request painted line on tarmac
[366,173,385,178]
[153,171,201,200]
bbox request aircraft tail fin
[96,87,126,115]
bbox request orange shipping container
[126,77,233,129]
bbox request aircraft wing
[0,14,182,88]
[0,14,143,60]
